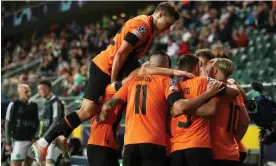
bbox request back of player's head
[195,48,215,63]
[149,51,169,68]
[38,80,52,90]
[212,58,236,78]
[251,81,264,93]
[178,54,199,72]
[155,2,180,21]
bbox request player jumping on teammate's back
[5,84,39,166]
[98,52,223,166]
[86,52,194,166]
[31,2,199,164]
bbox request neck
[19,98,28,103]
[46,93,54,100]
[151,13,158,32]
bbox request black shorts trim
[239,152,247,163]
[212,159,240,166]
[123,143,166,166]
[170,148,212,166]
[87,144,119,166]
[83,62,110,104]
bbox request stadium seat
[263,34,271,43]
[260,28,266,35]
[239,54,248,68]
[247,47,256,61]
[263,43,271,58]
[256,44,265,59]
[248,40,254,47]
[260,58,272,69]
[233,69,242,83]
[170,56,179,68]
[252,29,260,40]
[272,50,276,65]
[257,69,265,82]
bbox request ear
[199,61,203,68]
[214,68,219,75]
[158,11,165,18]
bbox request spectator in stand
[177,40,190,56]
[208,26,218,43]
[254,2,270,28]
[211,42,229,58]
[232,27,249,48]
[167,38,179,57]
[267,10,276,33]
[182,27,192,42]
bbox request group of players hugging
[29,2,250,166]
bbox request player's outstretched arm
[236,107,250,143]
[225,84,240,98]
[171,82,223,117]
[227,78,246,100]
[137,66,195,78]
[111,41,134,83]
[195,99,219,117]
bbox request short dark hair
[155,2,180,21]
[251,81,263,93]
[150,51,170,68]
[151,51,169,57]
[178,54,199,72]
[195,49,215,61]
[38,80,52,90]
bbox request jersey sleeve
[164,78,183,106]
[124,20,150,47]
[113,82,129,102]
[237,94,246,108]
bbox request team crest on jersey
[138,25,147,34]
[206,76,215,83]
[169,79,178,91]
[169,79,177,85]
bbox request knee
[76,108,94,121]
[77,101,100,121]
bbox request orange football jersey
[88,84,123,150]
[93,15,156,75]
[210,95,240,161]
[114,74,181,146]
[170,76,219,153]
[237,94,246,153]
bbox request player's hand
[170,108,182,117]
[142,61,150,67]
[173,70,195,78]
[227,78,237,85]
[5,144,12,153]
[206,81,224,96]
[97,104,112,122]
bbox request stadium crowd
[2,1,276,99]
[1,1,276,166]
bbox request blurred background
[1,1,276,165]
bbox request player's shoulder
[132,15,150,23]
[127,15,151,27]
